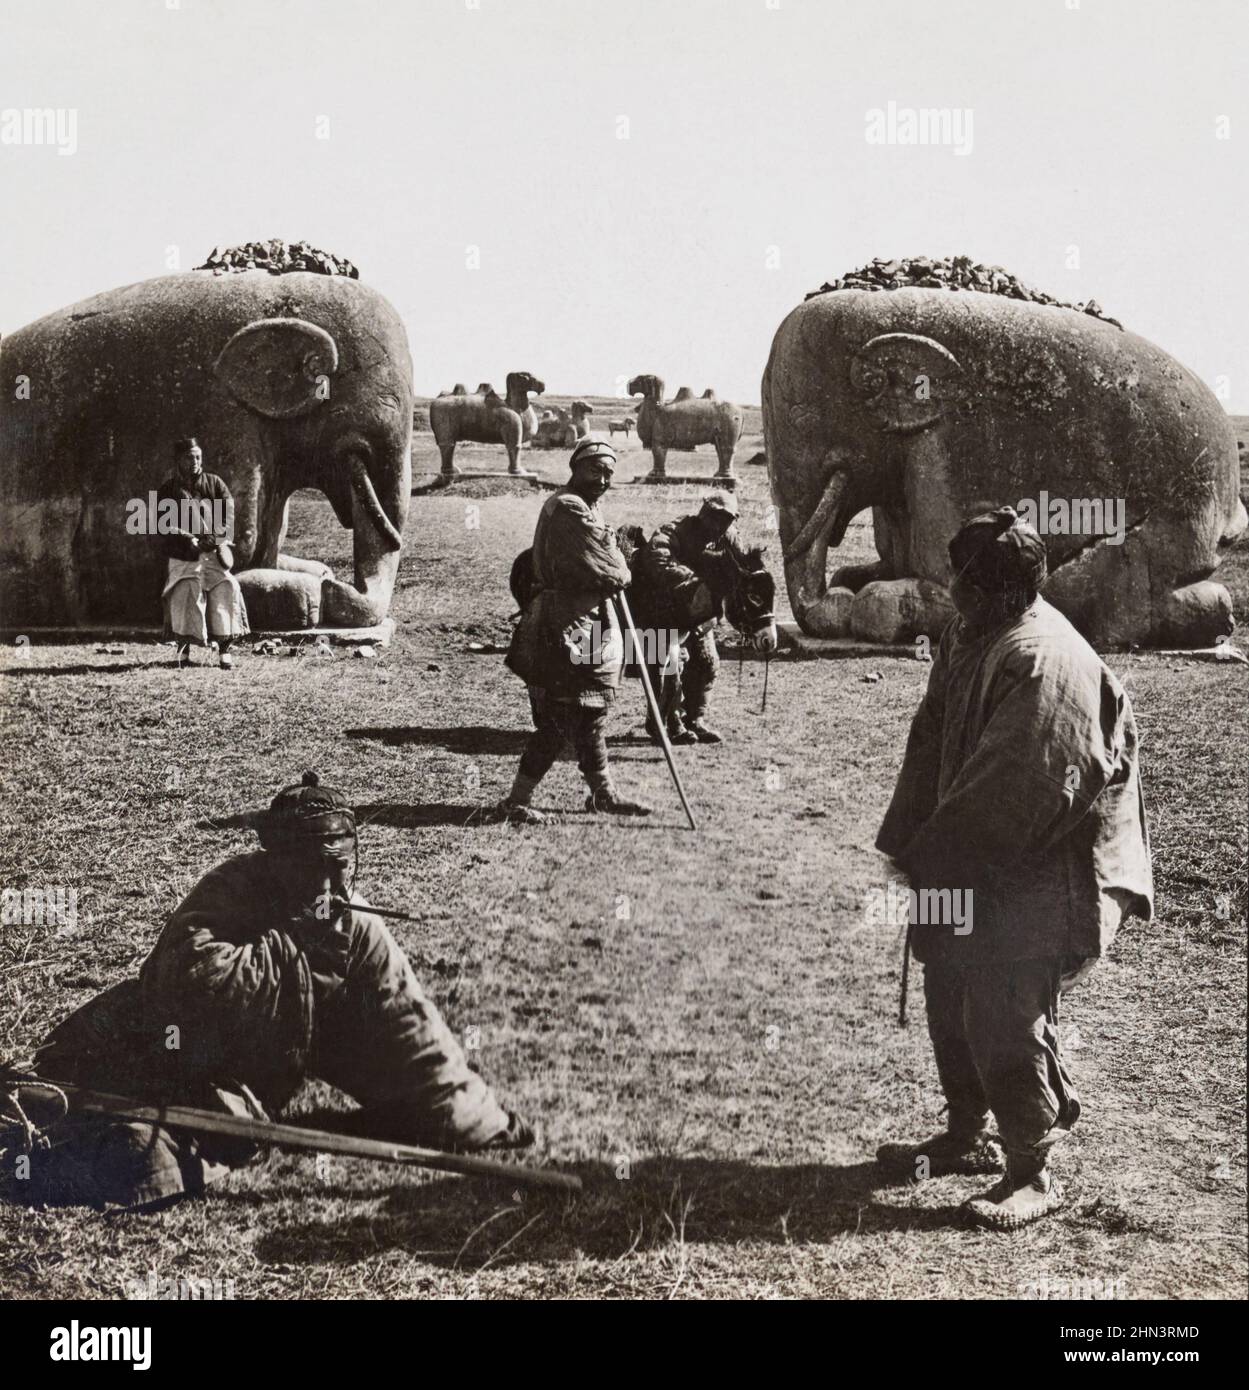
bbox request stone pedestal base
[633,473,738,489]
[777,621,916,659]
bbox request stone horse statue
[508,526,777,741]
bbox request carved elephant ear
[214,318,339,419]
[849,332,963,434]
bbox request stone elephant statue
[0,269,414,631]
[429,372,544,476]
[628,374,743,481]
[762,288,1247,648]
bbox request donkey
[616,525,777,742]
[508,527,776,741]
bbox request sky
[2,0,1246,408]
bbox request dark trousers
[652,628,719,729]
[680,629,718,722]
[517,697,610,794]
[923,958,1080,1167]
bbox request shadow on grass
[193,801,674,833]
[0,661,172,678]
[354,801,500,830]
[354,802,674,831]
[245,1155,964,1271]
[346,725,530,755]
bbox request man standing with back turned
[874,507,1153,1230]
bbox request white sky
[2,0,1246,408]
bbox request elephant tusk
[785,464,850,560]
[349,455,403,553]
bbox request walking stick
[614,592,697,831]
[898,921,913,1027]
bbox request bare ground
[0,435,1245,1300]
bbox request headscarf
[699,490,739,520]
[948,506,1047,595]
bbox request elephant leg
[1044,519,1234,647]
[646,444,668,482]
[829,558,893,593]
[236,568,324,630]
[439,442,458,477]
[277,554,334,581]
[1156,581,1234,647]
[849,578,955,645]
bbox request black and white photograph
[0,0,1244,1342]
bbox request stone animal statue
[570,400,594,439]
[533,406,576,449]
[628,374,743,481]
[429,372,545,476]
[762,285,1247,647]
[608,417,634,439]
[0,269,414,631]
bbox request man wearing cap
[157,437,249,668]
[874,507,1153,1230]
[632,490,748,744]
[13,772,532,1210]
[500,437,650,822]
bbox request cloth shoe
[962,1154,1067,1230]
[585,789,652,816]
[876,1128,1005,1180]
[491,798,546,825]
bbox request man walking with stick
[499,437,652,823]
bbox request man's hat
[258,770,356,849]
[568,437,616,470]
[948,506,1047,593]
[699,490,739,519]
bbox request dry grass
[0,438,1244,1299]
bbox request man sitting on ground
[5,772,532,1210]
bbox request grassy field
[0,434,1245,1300]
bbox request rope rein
[0,1070,69,1160]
